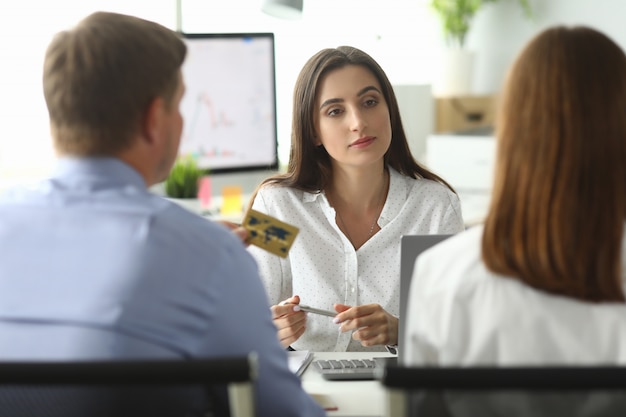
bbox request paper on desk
[287,350,314,377]
[310,393,339,411]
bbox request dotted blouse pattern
[247,167,465,352]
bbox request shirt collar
[382,167,407,224]
[303,190,324,203]
[300,166,407,223]
[53,157,147,190]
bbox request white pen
[298,304,336,317]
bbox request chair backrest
[378,365,626,417]
[0,353,257,417]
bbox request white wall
[467,0,626,94]
[0,0,441,188]
[0,0,176,187]
[181,0,441,166]
[1,0,625,189]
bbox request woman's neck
[325,165,389,250]
[326,164,388,212]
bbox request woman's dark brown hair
[251,46,454,197]
[482,26,626,302]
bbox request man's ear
[142,96,166,145]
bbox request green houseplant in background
[430,0,534,96]
[164,155,205,199]
[431,0,533,47]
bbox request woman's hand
[333,303,398,347]
[270,295,307,348]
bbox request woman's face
[314,64,392,170]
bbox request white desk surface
[301,351,394,417]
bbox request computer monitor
[179,33,278,173]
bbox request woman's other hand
[333,303,398,347]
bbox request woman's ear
[313,131,322,146]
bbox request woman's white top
[403,224,626,365]
[248,167,464,352]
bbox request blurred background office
[0,0,622,222]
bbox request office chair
[0,353,257,417]
[378,365,626,417]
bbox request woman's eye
[364,98,378,107]
[327,108,342,116]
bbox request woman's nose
[349,108,367,131]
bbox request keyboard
[312,357,396,380]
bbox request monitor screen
[179,33,278,173]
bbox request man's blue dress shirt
[0,157,324,417]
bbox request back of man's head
[43,11,187,157]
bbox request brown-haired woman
[404,25,626,365]
[247,46,464,352]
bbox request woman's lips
[349,136,375,148]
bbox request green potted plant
[164,155,205,199]
[431,0,533,48]
[164,156,207,213]
[430,0,533,96]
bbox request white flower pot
[434,48,475,96]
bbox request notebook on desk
[312,234,453,381]
[288,350,314,377]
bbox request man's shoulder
[0,179,48,203]
[154,199,244,251]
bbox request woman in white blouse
[403,25,626,366]
[247,46,464,352]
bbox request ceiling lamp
[261,0,303,20]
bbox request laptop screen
[398,235,452,362]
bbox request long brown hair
[482,26,626,302]
[250,46,453,203]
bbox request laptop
[312,234,453,380]
[397,234,453,353]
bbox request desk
[301,352,394,417]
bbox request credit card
[242,209,299,258]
